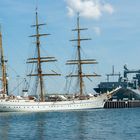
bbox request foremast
[27,11,60,102]
[67,14,100,97]
[0,27,8,96]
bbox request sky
[0,0,140,94]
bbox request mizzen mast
[0,27,8,96]
[27,11,60,102]
[66,14,100,96]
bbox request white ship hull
[0,88,120,112]
[0,94,106,112]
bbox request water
[0,108,140,140]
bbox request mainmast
[35,11,44,101]
[0,27,8,96]
[66,14,100,96]
[27,11,60,102]
[77,14,83,96]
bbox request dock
[104,100,140,108]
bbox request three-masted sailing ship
[0,12,120,112]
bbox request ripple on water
[0,108,140,140]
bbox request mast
[66,14,100,96]
[27,11,60,102]
[0,27,8,96]
[35,11,44,101]
[77,14,83,96]
[106,65,121,82]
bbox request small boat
[0,12,120,112]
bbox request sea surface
[0,108,140,140]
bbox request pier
[104,100,140,108]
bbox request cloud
[103,3,114,14]
[93,26,101,35]
[67,6,75,17]
[65,0,114,19]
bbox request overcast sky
[0,0,140,94]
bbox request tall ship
[0,12,120,112]
[94,65,140,100]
